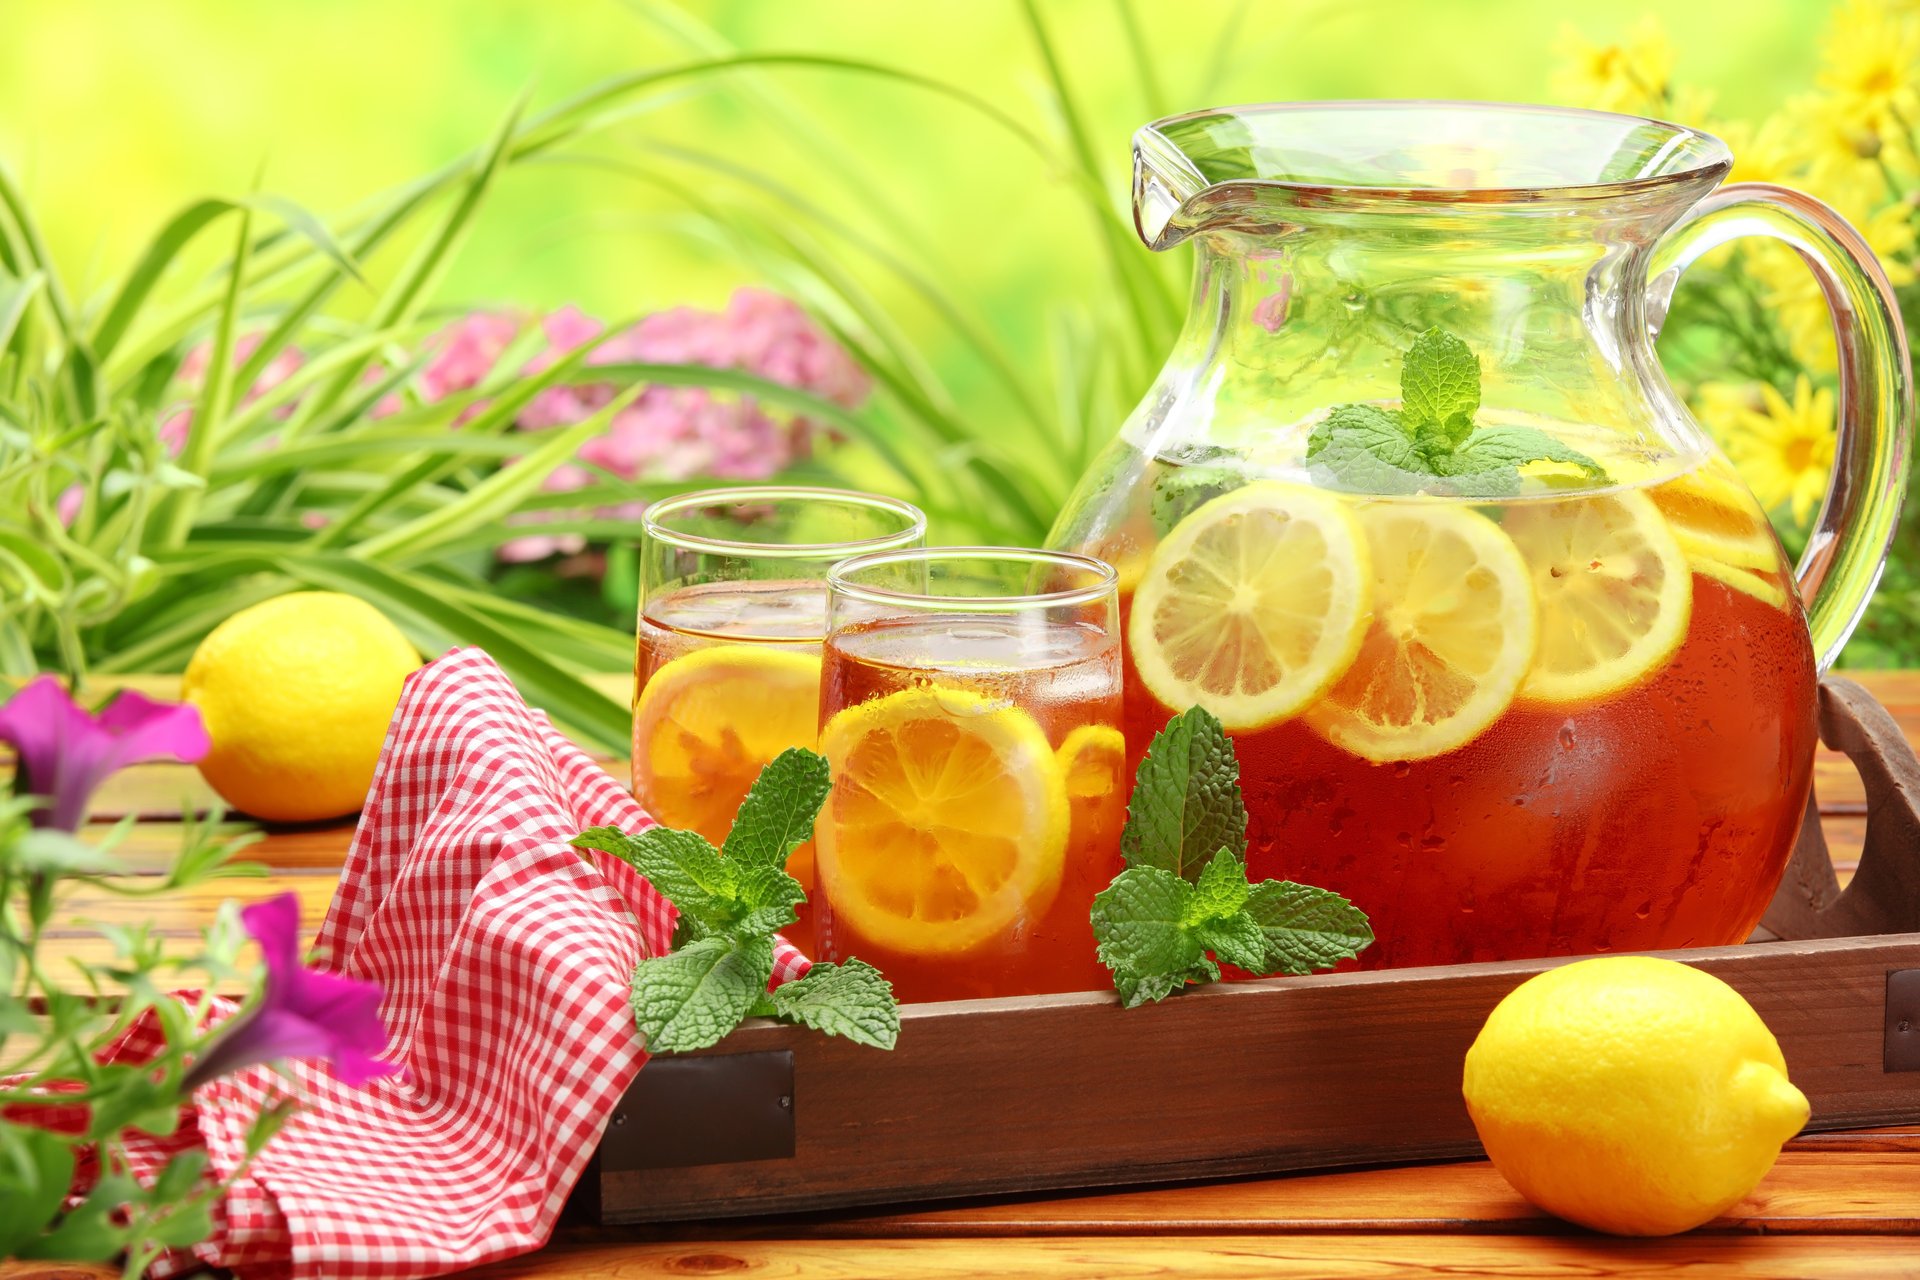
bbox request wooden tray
[574,677,1920,1224]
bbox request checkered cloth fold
[51,648,809,1277]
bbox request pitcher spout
[1129,101,1731,252]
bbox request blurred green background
[0,0,1826,337]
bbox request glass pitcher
[1047,101,1912,969]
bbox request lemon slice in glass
[1504,490,1693,704]
[1304,503,1538,762]
[1128,481,1372,731]
[816,687,1068,956]
[632,645,822,844]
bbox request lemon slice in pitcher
[1128,481,1372,730]
[632,645,821,843]
[1650,464,1781,573]
[817,687,1068,956]
[1503,490,1693,704]
[1304,504,1538,762]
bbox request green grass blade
[346,385,642,563]
[273,554,629,753]
[0,269,44,356]
[0,162,99,417]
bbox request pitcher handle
[1649,182,1913,670]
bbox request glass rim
[641,485,927,559]
[1137,99,1733,204]
[827,546,1119,611]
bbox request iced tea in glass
[635,487,925,955]
[816,549,1124,1002]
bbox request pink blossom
[182,892,396,1091]
[55,484,83,527]
[0,676,209,831]
[160,334,306,456]
[419,311,521,406]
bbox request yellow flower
[1780,92,1891,194]
[1692,381,1768,453]
[1721,376,1837,524]
[1551,17,1674,115]
[1714,114,1810,187]
[1817,0,1920,126]
[1748,198,1915,371]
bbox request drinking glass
[635,486,926,956]
[816,548,1124,1002]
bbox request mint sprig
[1091,708,1373,1007]
[1305,326,1608,496]
[573,747,899,1054]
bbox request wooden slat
[454,1233,1920,1278]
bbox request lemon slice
[1503,491,1692,704]
[1128,481,1372,731]
[1650,464,1781,573]
[632,645,821,844]
[1693,558,1791,610]
[816,687,1068,956]
[1304,504,1537,762]
[1057,723,1127,855]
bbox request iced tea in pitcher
[634,487,925,956]
[813,549,1125,1001]
[1050,101,1912,967]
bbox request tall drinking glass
[816,548,1123,1002]
[636,486,926,956]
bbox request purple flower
[182,892,397,1091]
[0,676,211,831]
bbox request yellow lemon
[183,592,420,822]
[1463,955,1809,1236]
[816,686,1068,956]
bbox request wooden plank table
[11,672,1920,1278]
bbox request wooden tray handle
[1761,676,1920,940]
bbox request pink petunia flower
[0,676,210,831]
[181,893,397,1091]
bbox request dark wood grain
[588,932,1920,1223]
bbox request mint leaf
[1185,849,1252,923]
[1304,404,1434,495]
[769,959,900,1048]
[1399,326,1479,445]
[1242,880,1374,975]
[576,825,741,936]
[1121,707,1248,882]
[1091,867,1203,977]
[723,747,831,872]
[734,862,807,936]
[630,935,774,1053]
[1442,424,1607,482]
[1195,913,1269,972]
[1151,462,1250,534]
[1112,968,1188,1008]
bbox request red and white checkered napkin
[150,647,808,1277]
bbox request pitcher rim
[1135,99,1733,208]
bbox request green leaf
[1195,912,1270,972]
[1399,326,1480,442]
[575,826,740,935]
[1111,967,1185,1008]
[268,554,630,754]
[1149,461,1249,535]
[1120,707,1248,881]
[1090,866,1202,977]
[1184,849,1252,923]
[15,1168,135,1261]
[0,1126,75,1256]
[1304,404,1434,495]
[12,830,122,875]
[769,959,900,1048]
[630,935,773,1053]
[722,747,831,872]
[1240,880,1374,976]
[1441,425,1608,482]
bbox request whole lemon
[183,592,420,822]
[1463,955,1808,1236]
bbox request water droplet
[1558,724,1577,749]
